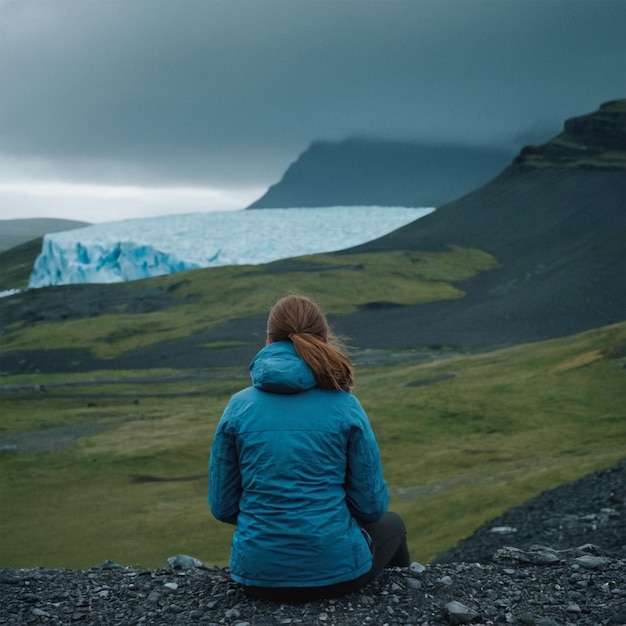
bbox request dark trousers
[243,511,411,603]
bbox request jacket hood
[250,341,318,394]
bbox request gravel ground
[1,460,624,626]
[435,460,626,564]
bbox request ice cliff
[28,207,432,288]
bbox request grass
[1,322,624,569]
[0,238,42,291]
[1,246,498,359]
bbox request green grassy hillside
[1,246,498,362]
[1,321,623,569]
[1,195,624,569]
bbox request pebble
[167,554,204,570]
[410,561,426,573]
[445,600,480,624]
[406,577,421,589]
[534,618,560,626]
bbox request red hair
[267,294,354,392]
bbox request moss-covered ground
[1,322,623,568]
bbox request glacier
[28,206,434,288]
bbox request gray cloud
[0,0,624,189]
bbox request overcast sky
[0,0,624,223]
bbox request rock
[493,545,562,565]
[91,559,123,569]
[410,561,426,573]
[489,526,518,534]
[574,554,609,569]
[445,600,481,624]
[147,591,160,603]
[534,618,560,626]
[406,577,421,589]
[166,554,203,569]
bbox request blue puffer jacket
[208,341,389,588]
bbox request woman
[209,294,410,602]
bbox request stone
[406,577,421,589]
[445,600,480,624]
[574,555,610,569]
[167,554,203,569]
[493,546,561,565]
[91,560,123,570]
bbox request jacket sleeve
[208,406,242,525]
[345,401,390,523]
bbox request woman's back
[209,295,408,600]
[209,341,389,587]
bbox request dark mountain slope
[332,100,625,349]
[0,218,89,252]
[247,138,513,209]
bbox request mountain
[331,99,625,348]
[0,218,89,253]
[246,138,513,209]
[0,101,623,374]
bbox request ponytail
[267,294,355,392]
[290,332,354,392]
